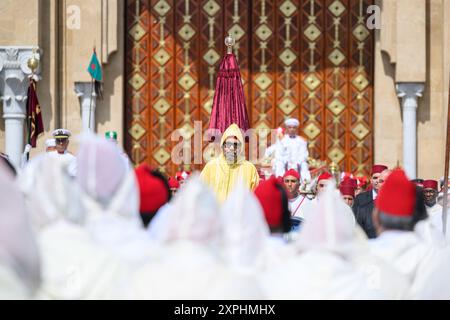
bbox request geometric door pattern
[125,0,374,177]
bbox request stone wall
[0,0,41,155]
[0,0,124,158]
[374,0,449,180]
[58,0,124,154]
[417,0,446,180]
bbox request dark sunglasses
[223,142,241,149]
[55,138,68,144]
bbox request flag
[26,79,44,148]
[87,49,103,100]
[87,49,102,81]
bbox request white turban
[284,118,300,127]
[220,181,270,271]
[45,138,56,147]
[295,180,363,255]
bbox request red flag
[26,80,44,147]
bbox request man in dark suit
[352,164,389,238]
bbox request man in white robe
[368,169,450,298]
[258,181,409,299]
[220,181,295,274]
[17,154,130,299]
[126,176,264,300]
[0,162,40,299]
[75,134,160,267]
[266,118,310,181]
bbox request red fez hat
[134,164,170,214]
[283,169,300,180]
[340,172,354,181]
[375,169,416,217]
[168,177,180,189]
[355,176,368,187]
[411,179,424,188]
[423,179,438,190]
[175,170,191,181]
[318,172,333,183]
[372,164,388,175]
[339,184,355,198]
[341,177,357,189]
[254,177,284,228]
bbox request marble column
[74,82,97,133]
[396,83,425,179]
[0,46,41,168]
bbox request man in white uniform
[266,118,310,181]
[50,128,77,177]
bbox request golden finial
[329,161,341,184]
[329,161,338,174]
[225,35,235,54]
[27,47,39,74]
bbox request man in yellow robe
[201,124,259,202]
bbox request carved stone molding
[0,46,41,168]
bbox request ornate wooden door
[125,0,374,176]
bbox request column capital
[0,46,42,168]
[74,81,97,98]
[396,82,425,100]
[0,46,42,117]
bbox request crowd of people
[1,121,450,300]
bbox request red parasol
[208,36,250,134]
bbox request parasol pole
[442,72,450,235]
[26,47,39,160]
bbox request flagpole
[87,46,97,132]
[88,76,94,131]
[442,72,450,235]
[26,78,32,161]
